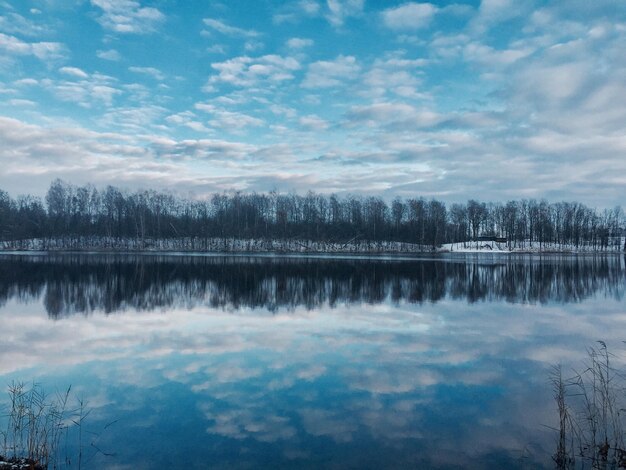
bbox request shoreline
[1,237,623,257]
[0,248,623,257]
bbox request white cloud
[326,0,364,26]
[302,55,360,88]
[206,44,227,55]
[0,32,65,61]
[203,18,259,38]
[41,73,122,108]
[346,102,443,129]
[382,2,438,30]
[0,11,47,36]
[14,78,38,86]
[0,0,624,207]
[194,103,265,130]
[301,0,322,16]
[97,49,121,61]
[0,116,163,190]
[0,117,265,195]
[273,1,321,24]
[206,55,300,89]
[299,114,329,131]
[244,40,264,52]
[165,110,209,133]
[91,0,165,34]
[361,56,427,98]
[268,104,297,118]
[129,66,165,81]
[59,66,89,79]
[98,104,168,133]
[31,42,66,60]
[471,0,521,32]
[7,98,36,107]
[154,138,258,161]
[363,69,422,99]
[463,42,533,66]
[286,37,314,49]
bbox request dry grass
[0,382,71,470]
[552,342,626,469]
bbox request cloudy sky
[0,0,624,206]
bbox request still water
[1,253,625,469]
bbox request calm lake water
[1,253,625,469]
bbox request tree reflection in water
[0,254,623,318]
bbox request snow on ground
[0,237,623,254]
[442,241,624,253]
[0,457,43,470]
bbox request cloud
[382,2,439,30]
[206,44,227,55]
[494,11,626,141]
[299,114,329,131]
[286,37,314,49]
[346,103,444,131]
[0,11,48,36]
[1,0,625,207]
[326,0,364,26]
[59,66,89,78]
[206,55,300,89]
[302,55,360,88]
[7,98,37,107]
[0,117,433,199]
[14,78,38,86]
[470,0,523,32]
[273,0,321,24]
[0,116,164,192]
[91,0,165,34]
[268,104,296,118]
[41,73,121,108]
[463,42,533,66]
[97,49,121,61]
[194,103,265,130]
[0,117,265,196]
[0,32,65,61]
[98,104,168,132]
[202,18,259,38]
[165,111,210,133]
[153,138,257,161]
[244,40,264,52]
[129,66,165,81]
[361,56,427,99]
[274,0,363,27]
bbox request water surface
[1,253,625,469]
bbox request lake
[1,253,625,469]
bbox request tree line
[0,179,624,251]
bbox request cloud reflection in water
[0,254,625,468]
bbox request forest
[0,179,624,252]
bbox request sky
[0,0,624,206]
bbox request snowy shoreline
[0,237,623,256]
[441,241,625,254]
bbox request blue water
[0,254,624,469]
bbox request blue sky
[0,0,624,206]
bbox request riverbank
[1,237,623,255]
[442,241,626,254]
[0,457,44,470]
